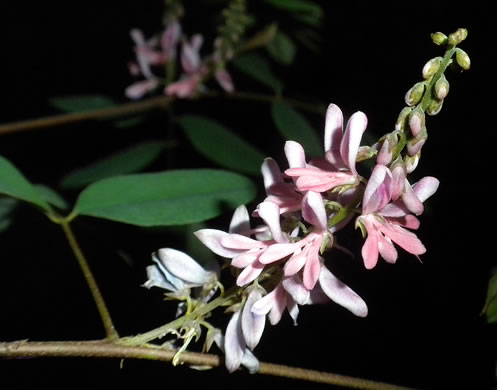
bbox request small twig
[0,340,416,390]
[0,96,172,135]
[60,221,119,341]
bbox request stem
[0,91,325,136]
[0,340,416,390]
[0,96,172,135]
[59,220,119,340]
[122,285,240,346]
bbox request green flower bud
[426,98,444,116]
[434,74,450,100]
[448,28,468,46]
[407,127,427,156]
[405,82,425,106]
[455,48,471,70]
[431,32,448,46]
[422,57,442,79]
[395,107,413,131]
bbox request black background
[0,1,495,389]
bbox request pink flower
[284,103,368,193]
[257,158,302,215]
[356,164,439,269]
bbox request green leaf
[483,272,497,323]
[34,184,69,210]
[50,95,117,113]
[0,155,49,211]
[232,53,282,93]
[271,102,322,157]
[73,169,256,227]
[0,197,18,233]
[266,31,297,65]
[178,116,266,175]
[264,0,323,19]
[60,141,167,189]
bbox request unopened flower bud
[431,32,448,46]
[422,57,442,79]
[405,82,425,106]
[448,28,468,46]
[405,152,420,174]
[377,138,392,165]
[455,48,471,70]
[408,108,425,137]
[395,107,413,131]
[356,145,377,162]
[434,74,450,100]
[407,127,427,156]
[426,98,444,116]
[390,159,406,201]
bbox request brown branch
[0,340,416,390]
[0,96,172,136]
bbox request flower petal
[194,229,244,258]
[257,201,288,243]
[302,191,327,230]
[157,248,212,285]
[241,290,266,350]
[236,261,265,286]
[302,238,322,289]
[361,218,379,269]
[229,205,251,235]
[261,158,283,192]
[340,111,368,175]
[412,176,440,202]
[225,311,245,373]
[377,234,398,264]
[215,69,235,93]
[282,275,310,305]
[401,179,424,215]
[284,141,307,169]
[125,79,159,100]
[221,233,264,250]
[259,242,299,264]
[379,222,426,255]
[362,164,392,215]
[324,103,344,153]
[318,265,368,317]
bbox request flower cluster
[144,102,439,372]
[125,18,234,100]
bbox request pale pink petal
[236,261,265,286]
[379,223,426,255]
[157,248,212,285]
[241,290,266,350]
[259,242,299,264]
[225,311,245,373]
[194,229,244,258]
[282,275,310,305]
[340,111,368,175]
[268,285,287,325]
[324,103,344,153]
[390,164,406,201]
[221,233,263,250]
[125,79,159,100]
[412,176,440,202]
[318,265,368,317]
[181,38,202,73]
[229,205,251,234]
[286,300,299,326]
[362,164,392,215]
[284,246,309,276]
[284,141,307,169]
[215,69,235,93]
[261,158,283,192]
[165,76,199,98]
[303,238,322,289]
[376,138,392,165]
[251,289,276,316]
[130,28,146,46]
[231,251,260,268]
[257,201,288,243]
[302,192,327,230]
[361,219,379,269]
[161,20,181,55]
[377,234,398,263]
[401,179,424,215]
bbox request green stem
[59,220,119,341]
[120,285,240,346]
[419,47,456,111]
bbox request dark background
[0,1,495,389]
